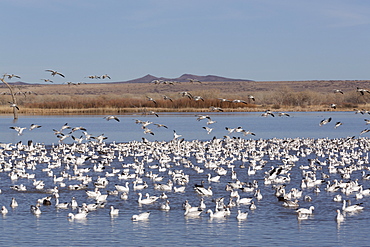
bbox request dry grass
[1,79,369,115]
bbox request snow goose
[30,205,42,215]
[132,212,150,221]
[333,194,342,202]
[55,198,69,209]
[160,200,170,211]
[110,206,119,216]
[342,200,364,212]
[296,206,314,215]
[71,197,78,208]
[1,206,8,215]
[249,201,257,210]
[194,186,213,196]
[282,199,299,208]
[10,198,18,208]
[68,211,87,220]
[207,174,220,183]
[236,210,248,220]
[236,194,253,205]
[115,182,130,193]
[206,209,225,218]
[137,193,156,205]
[336,209,345,222]
[199,198,206,210]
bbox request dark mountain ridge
[114,74,253,83]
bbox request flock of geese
[2,75,370,228]
[1,117,370,226]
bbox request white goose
[1,206,8,215]
[71,197,78,208]
[194,186,213,196]
[342,200,364,212]
[10,198,18,208]
[236,210,248,220]
[336,209,345,222]
[137,193,156,205]
[110,206,119,216]
[55,198,69,209]
[68,211,87,220]
[132,212,150,221]
[115,182,130,193]
[296,206,315,215]
[160,200,170,211]
[236,194,253,205]
[208,174,220,183]
[30,205,42,215]
[206,209,225,218]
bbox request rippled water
[0,112,369,246]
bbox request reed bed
[0,81,370,115]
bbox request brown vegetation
[0,79,369,115]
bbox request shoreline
[0,106,358,116]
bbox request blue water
[0,111,367,144]
[0,112,368,246]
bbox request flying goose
[45,69,65,77]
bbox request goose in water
[30,205,42,215]
[199,198,206,210]
[71,197,78,208]
[296,206,315,215]
[55,198,69,209]
[110,206,119,216]
[1,206,8,215]
[120,192,128,200]
[207,174,220,182]
[236,210,248,220]
[236,194,253,205]
[137,193,156,204]
[333,194,342,202]
[10,198,18,208]
[342,200,364,212]
[194,186,213,196]
[206,209,225,218]
[184,207,202,217]
[160,200,170,211]
[249,201,257,210]
[336,209,345,222]
[115,182,130,193]
[132,212,150,221]
[68,211,87,220]
[282,199,299,208]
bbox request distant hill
[113,74,253,83]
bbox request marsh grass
[0,80,369,115]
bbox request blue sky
[1,0,369,83]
